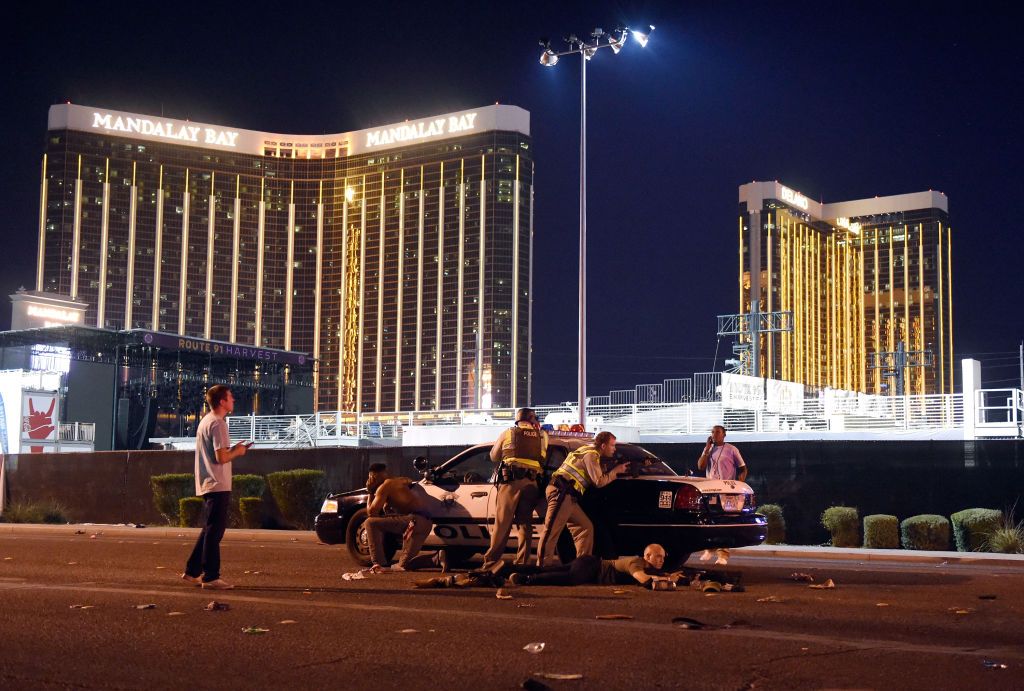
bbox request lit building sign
[91,112,240,147]
[365,113,478,148]
[779,185,809,210]
[26,304,83,327]
[30,345,71,374]
[835,217,862,233]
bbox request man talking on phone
[697,425,747,482]
[696,425,747,565]
[182,385,249,590]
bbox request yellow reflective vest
[552,445,597,495]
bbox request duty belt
[502,464,539,481]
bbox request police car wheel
[345,508,397,567]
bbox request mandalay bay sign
[91,112,241,147]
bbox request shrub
[234,474,266,500]
[950,508,1002,552]
[863,514,900,549]
[900,514,950,551]
[0,500,70,524]
[759,504,786,544]
[982,511,1024,554]
[266,469,326,530]
[178,496,205,528]
[239,497,264,529]
[151,474,195,525]
[821,506,859,547]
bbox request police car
[314,433,767,570]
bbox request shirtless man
[363,463,445,572]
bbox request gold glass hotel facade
[37,104,534,412]
[738,181,953,395]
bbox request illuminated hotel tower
[37,103,534,411]
[738,181,953,395]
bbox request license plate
[658,491,673,509]
[720,495,744,512]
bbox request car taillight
[674,485,701,511]
[745,494,756,510]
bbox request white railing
[211,388,1019,447]
[58,422,95,442]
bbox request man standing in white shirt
[182,385,250,590]
[696,425,747,565]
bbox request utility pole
[868,341,935,396]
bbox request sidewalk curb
[3,524,1023,567]
[0,523,323,544]
[733,544,1024,568]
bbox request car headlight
[320,498,339,514]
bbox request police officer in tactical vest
[481,408,548,570]
[537,431,627,566]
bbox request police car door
[419,446,495,550]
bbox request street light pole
[539,25,653,428]
[578,49,587,428]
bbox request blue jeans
[185,491,231,582]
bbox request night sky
[2,1,1021,403]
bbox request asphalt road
[1,530,1022,690]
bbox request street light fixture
[537,24,653,427]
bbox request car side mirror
[413,456,433,478]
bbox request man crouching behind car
[363,463,446,572]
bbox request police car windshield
[613,445,675,476]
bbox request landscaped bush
[759,504,786,544]
[863,514,900,549]
[152,474,195,524]
[900,514,950,551]
[983,514,1024,554]
[821,506,859,547]
[230,474,266,528]
[234,474,266,500]
[239,497,264,529]
[178,496,205,528]
[950,508,1002,552]
[266,469,326,530]
[0,500,70,524]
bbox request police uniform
[536,444,615,566]
[480,422,548,569]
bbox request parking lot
[1,527,1022,690]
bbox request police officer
[536,431,627,566]
[480,408,548,570]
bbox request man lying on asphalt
[414,543,680,589]
[362,463,446,572]
[502,543,681,588]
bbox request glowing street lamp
[537,24,654,427]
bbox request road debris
[242,626,269,635]
[533,672,584,681]
[612,589,628,595]
[978,594,997,600]
[302,590,313,595]
[398,629,419,634]
[949,607,974,615]
[74,530,85,535]
[167,612,185,616]
[517,603,536,608]
[756,595,783,603]
[982,660,1008,670]
[496,589,514,600]
[341,570,368,581]
[523,642,546,654]
[595,614,633,620]
[134,604,157,610]
[876,603,891,607]
[204,601,230,611]
[809,579,836,589]
[66,562,78,565]
[155,566,166,570]
[789,572,815,582]
[279,620,298,625]
[69,605,95,609]
[671,616,706,630]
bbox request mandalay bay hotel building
[739,181,953,396]
[37,103,534,412]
